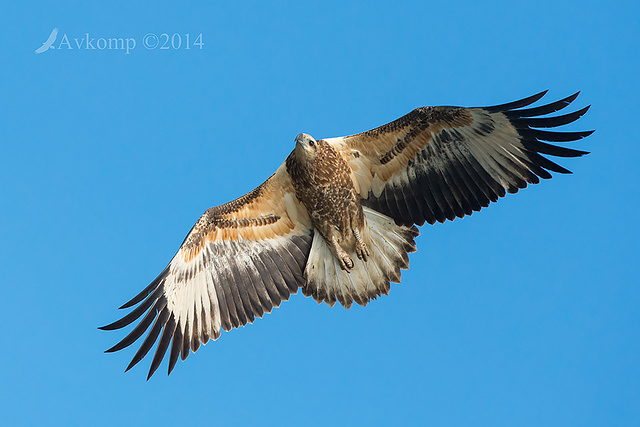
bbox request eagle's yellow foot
[331,236,354,271]
[353,230,369,261]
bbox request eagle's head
[294,133,319,162]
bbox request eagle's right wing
[100,162,313,379]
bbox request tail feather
[368,233,401,284]
[302,207,419,308]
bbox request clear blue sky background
[1,1,638,426]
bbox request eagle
[101,91,592,379]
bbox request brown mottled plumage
[101,91,592,379]
[286,134,368,271]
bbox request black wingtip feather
[125,303,169,374]
[529,152,574,174]
[484,90,548,112]
[147,314,176,380]
[527,129,594,143]
[168,326,183,375]
[119,267,169,309]
[521,139,590,158]
[100,287,163,331]
[506,92,581,118]
[105,295,165,354]
[517,105,591,128]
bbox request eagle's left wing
[100,162,312,379]
[326,91,592,227]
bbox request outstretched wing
[326,91,592,226]
[100,162,313,379]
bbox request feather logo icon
[35,28,58,54]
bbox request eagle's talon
[356,242,369,261]
[339,253,354,271]
[353,229,369,261]
[330,236,354,271]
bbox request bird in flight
[35,28,58,54]
[101,91,592,379]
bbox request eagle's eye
[309,140,315,147]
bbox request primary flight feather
[101,91,592,379]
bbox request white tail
[302,207,419,308]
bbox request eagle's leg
[330,236,354,271]
[353,229,369,261]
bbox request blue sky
[1,1,638,425]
